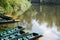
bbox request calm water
[0,4,60,40]
[18,4,60,40]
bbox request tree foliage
[0,0,31,16]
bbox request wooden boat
[0,14,43,40]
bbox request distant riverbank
[31,2,40,5]
[30,0,60,5]
[40,2,60,6]
[31,1,60,6]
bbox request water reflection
[19,5,60,31]
[0,4,60,40]
[18,5,60,40]
[39,5,60,31]
[32,19,60,40]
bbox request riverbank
[31,1,60,6]
[40,2,60,6]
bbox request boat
[0,14,43,40]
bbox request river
[0,3,60,40]
[19,4,60,40]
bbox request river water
[19,4,60,40]
[0,4,60,40]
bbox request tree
[0,0,31,17]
